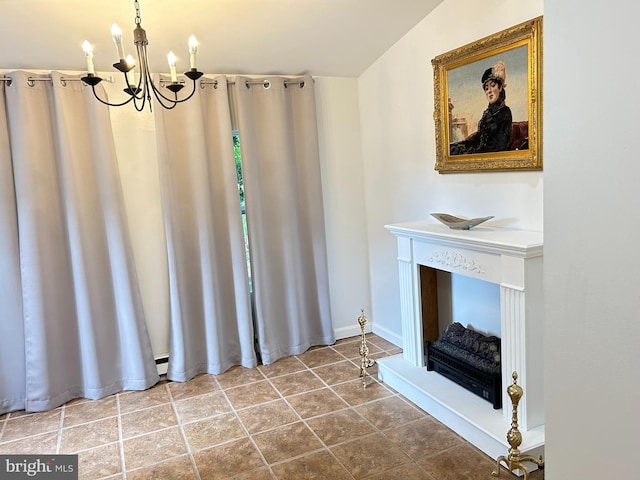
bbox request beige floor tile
[312,360,362,385]
[193,438,266,480]
[269,370,325,396]
[215,365,265,389]
[118,384,170,414]
[60,417,119,453]
[332,341,383,361]
[63,397,92,407]
[331,379,394,406]
[355,396,427,430]
[77,442,123,479]
[225,380,281,410]
[286,388,349,419]
[182,412,246,451]
[126,455,198,480]
[166,374,219,401]
[362,359,380,377]
[0,431,58,454]
[232,468,273,480]
[236,399,299,434]
[120,403,178,439]
[63,396,118,427]
[367,336,400,351]
[174,391,231,424]
[258,356,307,378]
[333,337,359,345]
[6,410,31,418]
[123,427,187,470]
[0,336,542,480]
[296,347,346,368]
[271,450,353,480]
[417,443,499,480]
[252,421,323,464]
[367,461,435,480]
[305,409,375,446]
[0,409,61,442]
[331,433,412,479]
[383,417,463,460]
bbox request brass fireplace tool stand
[492,371,544,478]
[358,309,375,387]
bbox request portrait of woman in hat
[449,61,512,155]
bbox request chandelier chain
[134,0,142,25]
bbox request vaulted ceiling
[0,0,443,77]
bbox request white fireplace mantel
[379,220,544,463]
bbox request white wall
[106,75,371,358]
[314,77,372,338]
[108,93,170,357]
[544,1,640,477]
[359,0,639,477]
[358,0,544,345]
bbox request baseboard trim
[333,323,371,341]
[371,324,402,348]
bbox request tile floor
[0,334,543,479]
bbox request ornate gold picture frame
[432,17,542,173]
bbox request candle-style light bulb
[125,54,136,85]
[111,23,125,60]
[82,40,95,75]
[167,51,178,82]
[188,35,198,70]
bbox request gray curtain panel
[0,74,25,414]
[233,76,335,364]
[153,75,257,381]
[0,71,158,414]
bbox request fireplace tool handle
[492,371,544,478]
[358,308,375,388]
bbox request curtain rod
[0,76,115,86]
[1,75,308,88]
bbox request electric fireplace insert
[426,322,502,409]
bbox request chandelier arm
[172,78,199,103]
[149,85,182,110]
[147,77,197,109]
[121,71,145,100]
[129,82,148,111]
[132,95,149,112]
[89,84,137,107]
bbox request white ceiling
[0,0,442,77]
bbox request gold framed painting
[432,17,542,173]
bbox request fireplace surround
[379,220,544,463]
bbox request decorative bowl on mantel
[430,213,494,230]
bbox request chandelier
[81,0,203,111]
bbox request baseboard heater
[155,356,169,376]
